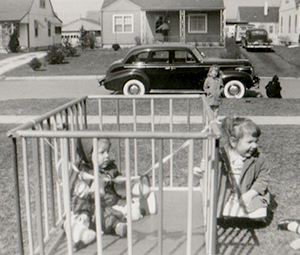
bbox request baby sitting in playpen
[196,117,272,223]
[64,138,156,249]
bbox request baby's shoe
[115,222,127,238]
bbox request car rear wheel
[123,79,146,96]
[224,80,245,99]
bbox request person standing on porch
[156,20,170,42]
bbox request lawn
[1,45,300,255]
[1,97,300,255]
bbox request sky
[224,0,282,20]
[51,0,103,24]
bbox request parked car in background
[99,44,260,98]
[235,24,255,43]
[241,28,273,51]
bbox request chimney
[264,1,268,16]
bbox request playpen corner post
[83,99,88,129]
[11,137,24,255]
[210,138,220,255]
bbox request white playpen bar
[7,95,221,255]
[15,130,218,255]
[88,94,198,188]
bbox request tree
[8,30,19,53]
[79,26,89,51]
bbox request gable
[103,0,141,11]
[0,0,33,21]
[102,0,224,10]
[63,18,101,31]
[238,7,279,23]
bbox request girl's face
[211,69,218,77]
[96,142,110,168]
[230,133,258,158]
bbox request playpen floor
[53,190,206,255]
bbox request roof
[85,11,101,23]
[62,18,101,31]
[238,6,279,23]
[102,0,224,10]
[0,0,33,21]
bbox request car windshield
[250,30,267,36]
[191,48,204,61]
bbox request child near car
[265,75,282,98]
[203,65,224,118]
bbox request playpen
[7,94,222,255]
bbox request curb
[3,75,105,81]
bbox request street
[1,76,300,100]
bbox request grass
[2,47,226,77]
[1,45,300,255]
[273,45,300,68]
[1,97,300,255]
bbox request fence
[7,94,221,255]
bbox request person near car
[265,75,282,98]
[203,65,224,118]
[156,20,169,42]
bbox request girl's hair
[220,117,261,147]
[207,65,220,77]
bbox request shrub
[88,34,96,49]
[219,37,241,59]
[46,45,65,64]
[79,26,89,51]
[63,38,78,57]
[112,44,121,51]
[29,57,42,70]
[134,36,141,45]
[8,31,19,53]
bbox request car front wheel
[123,79,146,96]
[223,80,245,99]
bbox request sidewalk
[0,52,47,76]
[2,115,300,125]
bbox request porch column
[180,10,186,43]
[220,9,225,44]
[140,11,146,44]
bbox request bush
[219,37,241,59]
[29,57,42,70]
[8,31,19,53]
[46,45,65,64]
[134,36,141,45]
[88,34,96,49]
[112,44,121,51]
[79,26,89,51]
[63,38,78,57]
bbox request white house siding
[279,0,299,44]
[24,0,61,49]
[18,23,29,47]
[101,0,141,47]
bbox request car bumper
[246,44,273,49]
[98,76,106,86]
[253,75,260,88]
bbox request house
[62,18,101,47]
[0,0,62,52]
[237,5,279,44]
[100,0,225,47]
[278,0,300,45]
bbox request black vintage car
[99,44,259,98]
[241,28,273,51]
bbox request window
[174,51,196,63]
[289,15,291,33]
[269,25,273,34]
[188,14,207,33]
[55,26,61,34]
[34,20,39,37]
[155,16,164,34]
[281,17,283,33]
[48,21,51,36]
[40,0,45,8]
[295,15,298,33]
[113,15,133,33]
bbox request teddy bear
[63,212,96,250]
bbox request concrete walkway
[0,52,47,76]
[2,115,300,126]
